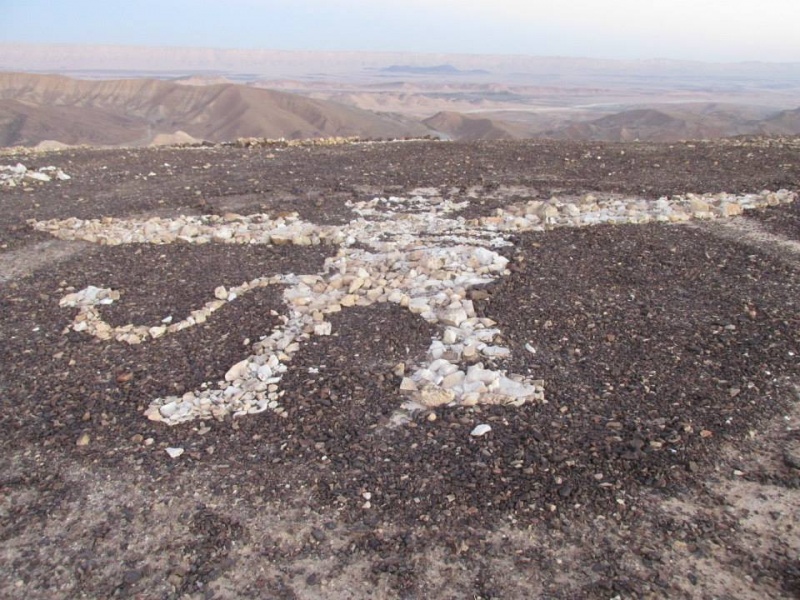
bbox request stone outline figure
[33,188,795,425]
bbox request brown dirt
[1,137,799,599]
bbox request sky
[1,0,799,63]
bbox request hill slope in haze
[422,111,521,141]
[0,72,427,147]
[539,105,800,142]
[760,107,800,134]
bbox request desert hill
[422,111,521,141]
[422,106,772,143]
[760,107,800,134]
[0,72,426,147]
[538,105,800,142]
[2,72,799,147]
[541,108,709,142]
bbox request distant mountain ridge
[0,72,426,147]
[537,106,800,142]
[1,72,798,147]
[4,43,800,82]
[381,65,490,76]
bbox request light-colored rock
[470,424,492,437]
[440,307,468,327]
[417,385,455,408]
[225,359,250,382]
[715,202,743,217]
[149,325,167,339]
[537,204,559,220]
[314,322,332,336]
[400,378,418,391]
[443,328,459,345]
[482,345,511,358]
[408,298,430,314]
[441,370,465,390]
[348,277,365,293]
[159,401,180,418]
[462,344,480,360]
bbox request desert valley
[1,44,800,147]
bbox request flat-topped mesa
[33,188,797,426]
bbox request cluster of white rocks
[33,187,796,426]
[1,164,70,187]
[233,136,438,148]
[483,189,796,230]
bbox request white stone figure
[32,188,796,425]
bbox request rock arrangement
[1,163,71,187]
[32,187,796,426]
[715,136,800,150]
[233,135,439,149]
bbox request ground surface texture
[1,138,799,599]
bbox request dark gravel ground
[0,137,799,599]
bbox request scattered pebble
[471,424,492,437]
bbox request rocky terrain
[0,137,799,598]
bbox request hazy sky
[1,0,798,62]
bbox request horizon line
[2,41,800,67]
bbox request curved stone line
[59,275,288,344]
[31,189,797,426]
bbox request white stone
[482,346,512,358]
[225,359,250,382]
[470,424,492,437]
[159,401,180,418]
[417,386,455,407]
[408,298,430,314]
[441,370,465,390]
[314,322,332,336]
[495,376,535,399]
[440,307,468,327]
[400,378,418,391]
[442,328,459,345]
[26,171,51,182]
[465,364,500,384]
[257,365,273,381]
